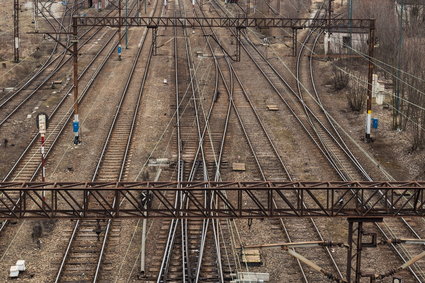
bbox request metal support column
[292,28,298,57]
[125,0,129,48]
[33,0,39,32]
[348,0,353,51]
[328,0,333,30]
[14,0,20,63]
[118,0,122,59]
[236,27,243,62]
[150,26,158,55]
[394,2,404,130]
[72,17,80,144]
[346,218,381,283]
[365,20,375,142]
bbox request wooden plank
[267,104,279,111]
[232,163,246,171]
[241,248,262,264]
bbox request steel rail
[252,2,425,280]
[237,7,413,281]
[0,0,86,261]
[210,2,317,281]
[307,28,425,282]
[94,22,155,283]
[2,28,120,182]
[0,10,135,247]
[0,7,124,127]
[192,6,237,281]
[156,3,183,280]
[180,3,228,282]
[212,1,345,281]
[0,1,72,108]
[0,0,88,108]
[212,3,316,282]
[157,1,227,281]
[161,1,210,280]
[54,1,156,282]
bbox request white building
[324,32,368,55]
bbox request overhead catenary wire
[342,44,425,98]
[343,42,425,85]
[247,3,425,114]
[247,13,425,136]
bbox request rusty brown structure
[72,15,374,29]
[13,0,20,62]
[0,181,424,219]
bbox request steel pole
[328,0,332,30]
[348,0,352,52]
[365,21,375,142]
[118,0,122,60]
[41,133,46,207]
[14,0,20,63]
[125,0,128,48]
[346,221,353,283]
[354,222,363,283]
[34,0,39,32]
[394,2,404,130]
[72,17,80,144]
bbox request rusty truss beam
[74,16,373,30]
[0,181,424,219]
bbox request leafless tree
[346,72,366,112]
[400,38,425,150]
[354,0,399,62]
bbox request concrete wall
[324,32,368,54]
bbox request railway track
[305,24,425,282]
[172,1,348,282]
[198,1,350,282]
[1,1,423,282]
[0,0,85,113]
[0,2,129,131]
[54,1,159,281]
[0,0,143,264]
[0,0,79,106]
[147,1,236,282]
[220,0,425,281]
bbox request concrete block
[9,266,19,278]
[16,260,25,271]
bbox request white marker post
[36,113,48,207]
[365,109,372,141]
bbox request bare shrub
[332,69,349,91]
[346,75,366,112]
[31,222,43,248]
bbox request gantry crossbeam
[74,16,373,29]
[0,181,424,219]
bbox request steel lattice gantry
[74,16,373,30]
[0,181,424,219]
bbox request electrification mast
[14,0,20,62]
